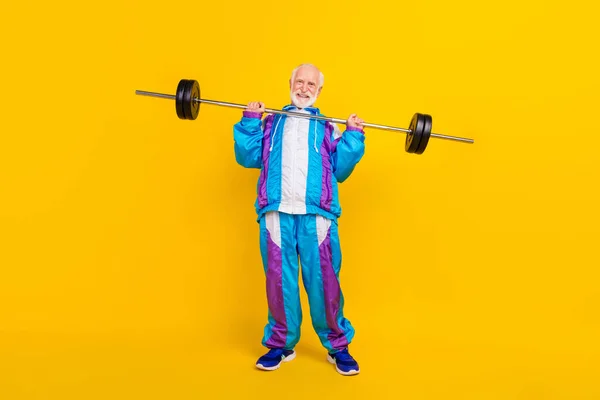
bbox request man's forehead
[294,66,319,81]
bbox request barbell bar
[135,79,474,154]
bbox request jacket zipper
[291,118,298,214]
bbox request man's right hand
[246,101,265,113]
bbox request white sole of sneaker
[256,351,296,371]
[327,354,360,376]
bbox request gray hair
[291,63,324,88]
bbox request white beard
[290,90,317,108]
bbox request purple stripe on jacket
[258,114,275,208]
[320,122,333,211]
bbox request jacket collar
[282,104,321,115]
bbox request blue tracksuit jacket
[233,105,365,220]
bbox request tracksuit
[233,105,365,353]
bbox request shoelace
[265,348,286,358]
[333,349,353,362]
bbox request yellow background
[1,0,599,398]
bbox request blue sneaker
[327,348,359,375]
[255,348,296,371]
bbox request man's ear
[318,86,323,96]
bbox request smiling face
[289,64,323,108]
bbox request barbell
[135,78,474,154]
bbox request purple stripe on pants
[258,114,275,208]
[265,229,287,348]
[319,230,349,350]
[320,123,333,210]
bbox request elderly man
[233,64,365,376]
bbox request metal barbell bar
[135,79,474,154]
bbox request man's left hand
[347,114,365,130]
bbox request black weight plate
[405,113,424,153]
[182,79,195,120]
[188,80,201,120]
[416,114,432,154]
[175,79,188,120]
[181,80,191,120]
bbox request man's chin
[291,98,315,109]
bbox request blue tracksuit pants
[259,211,355,353]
